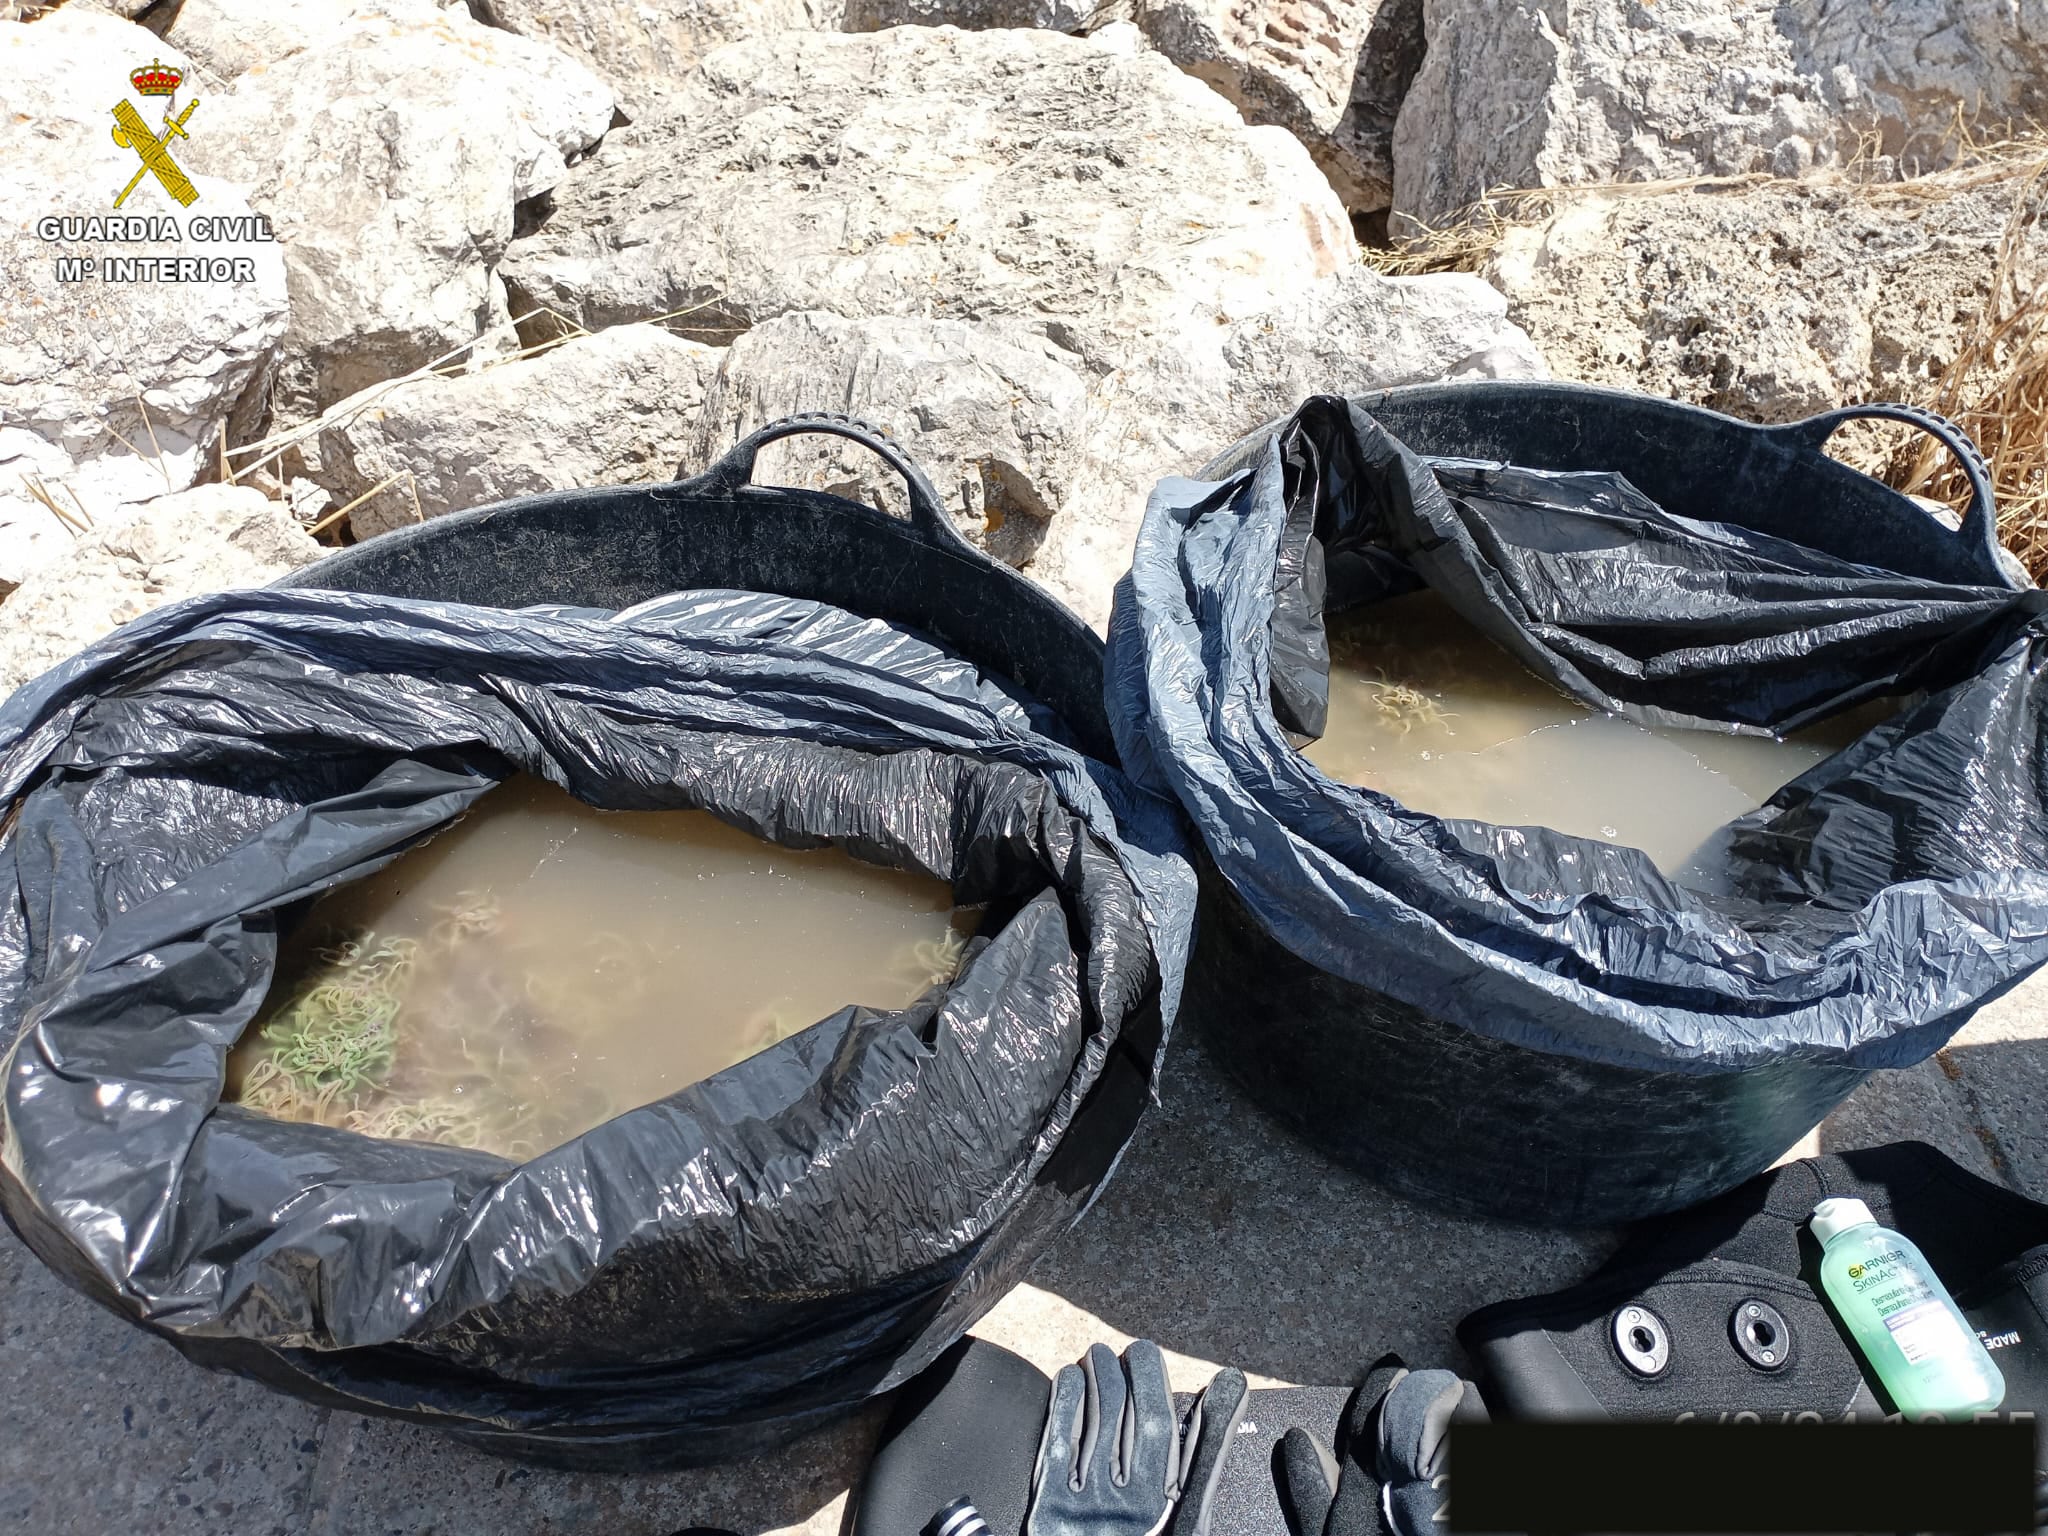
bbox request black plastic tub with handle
[0,415,1188,1473]
[1131,382,2039,1228]
[257,416,1144,1464]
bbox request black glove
[1374,1368,1486,1536]
[1167,1355,1250,1536]
[1279,1356,1489,1536]
[853,1338,1054,1536]
[1026,1341,1248,1536]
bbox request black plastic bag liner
[0,583,1193,1467]
[1107,389,2048,1223]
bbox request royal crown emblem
[112,60,200,208]
[129,59,183,98]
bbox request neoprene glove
[1279,1356,1489,1536]
[1026,1341,1248,1536]
[1375,1368,1486,1536]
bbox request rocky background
[4,0,2039,685]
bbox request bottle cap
[930,1498,989,1536]
[1810,1196,1878,1246]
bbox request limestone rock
[1132,0,1422,211]
[1484,172,2046,424]
[0,11,288,593]
[183,5,615,417]
[153,0,467,82]
[316,324,722,537]
[498,25,1358,360]
[843,0,1106,33]
[0,483,320,698]
[286,476,333,526]
[469,0,841,111]
[496,25,1543,623]
[1393,0,2048,228]
[1217,267,1545,391]
[1797,2,2048,156]
[834,0,1420,211]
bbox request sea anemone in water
[1363,679,1452,734]
[238,932,416,1111]
[896,926,969,991]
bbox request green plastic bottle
[1812,1197,2005,1420]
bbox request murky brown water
[226,776,971,1158]
[1305,591,1885,874]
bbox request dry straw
[1883,148,2048,579]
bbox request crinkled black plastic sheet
[0,587,1193,1465]
[1107,395,2048,1075]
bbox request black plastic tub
[1179,383,2023,1227]
[222,414,1146,1465]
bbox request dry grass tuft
[1364,124,2047,277]
[20,475,91,535]
[1362,196,1549,277]
[1882,148,2048,581]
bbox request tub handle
[1771,403,2004,582]
[689,412,982,560]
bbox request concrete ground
[4,974,2043,1536]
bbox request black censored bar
[1448,1419,2037,1533]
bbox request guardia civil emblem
[112,58,200,210]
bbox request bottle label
[1883,1298,1972,1364]
[1848,1249,1934,1316]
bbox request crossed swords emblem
[111,94,200,209]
